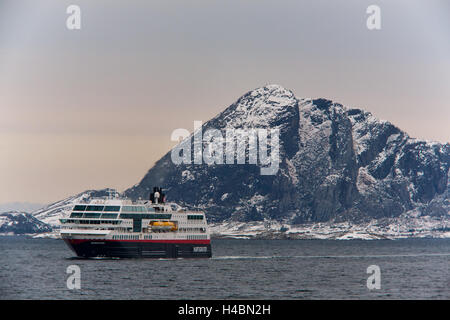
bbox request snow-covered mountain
[125,85,449,229]
[0,211,52,235]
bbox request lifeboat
[150,221,177,231]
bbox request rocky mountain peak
[210,84,299,130]
[124,86,449,225]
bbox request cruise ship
[59,188,212,258]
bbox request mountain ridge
[0,211,52,235]
[124,84,449,224]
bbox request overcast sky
[1,0,449,204]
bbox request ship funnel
[149,187,165,204]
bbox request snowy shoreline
[11,215,448,241]
[209,215,450,240]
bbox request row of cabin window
[73,205,169,213]
[61,226,116,231]
[112,235,139,240]
[187,215,204,220]
[119,213,172,219]
[178,227,206,233]
[62,219,119,224]
[73,205,120,212]
[70,212,173,220]
[187,235,208,240]
[122,206,154,212]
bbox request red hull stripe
[67,239,210,245]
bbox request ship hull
[63,239,212,259]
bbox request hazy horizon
[1,0,449,204]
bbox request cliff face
[124,85,449,224]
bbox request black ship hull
[64,239,212,259]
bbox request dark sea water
[0,236,448,299]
